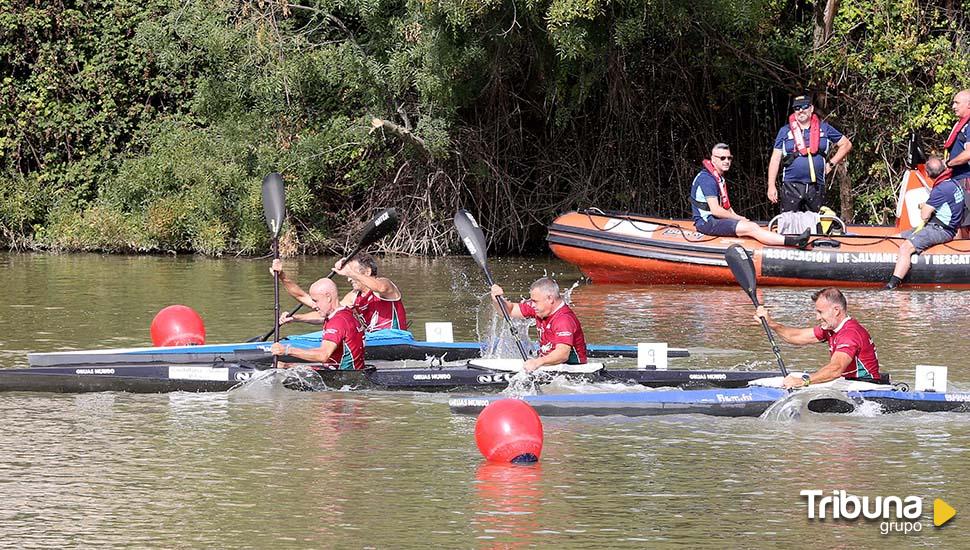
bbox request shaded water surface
[0,253,968,547]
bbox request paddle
[253,207,400,342]
[724,244,789,377]
[453,209,529,361]
[261,173,286,368]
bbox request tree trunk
[813,0,840,49]
[838,165,854,223]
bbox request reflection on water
[473,462,544,548]
[1,252,969,547]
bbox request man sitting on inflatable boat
[885,157,966,290]
[689,143,811,249]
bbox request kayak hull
[0,365,789,394]
[449,387,967,417]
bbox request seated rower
[489,278,588,373]
[335,253,408,331]
[269,278,365,370]
[754,287,880,389]
[885,157,966,290]
[272,253,407,332]
[690,143,811,249]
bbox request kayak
[27,329,689,368]
[0,362,805,394]
[449,384,968,417]
[547,209,970,288]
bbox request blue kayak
[27,329,688,367]
[449,387,970,417]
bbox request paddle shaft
[272,238,280,369]
[257,236,378,343]
[757,315,788,377]
[724,244,788,377]
[482,268,530,362]
[453,210,530,362]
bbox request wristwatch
[801,373,811,387]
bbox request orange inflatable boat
[547,170,970,288]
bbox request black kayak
[0,363,791,394]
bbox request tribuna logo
[802,490,922,519]
[801,490,925,535]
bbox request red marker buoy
[150,305,206,347]
[475,399,543,463]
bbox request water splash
[561,279,582,305]
[760,388,886,421]
[501,371,541,398]
[279,366,329,392]
[474,292,534,359]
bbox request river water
[0,252,967,547]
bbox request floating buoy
[475,399,543,463]
[150,305,206,347]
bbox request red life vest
[702,159,731,210]
[944,114,970,149]
[788,113,821,155]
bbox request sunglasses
[793,104,812,112]
[713,155,733,161]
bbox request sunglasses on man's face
[714,155,733,161]
[793,104,812,112]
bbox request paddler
[766,94,852,213]
[885,157,965,290]
[944,89,970,238]
[272,254,408,331]
[690,143,812,248]
[489,278,588,373]
[269,278,365,370]
[754,287,880,389]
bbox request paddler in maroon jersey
[489,277,588,373]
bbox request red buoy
[475,399,543,463]
[150,305,206,347]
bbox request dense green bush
[1,0,967,254]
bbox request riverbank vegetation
[2,0,967,255]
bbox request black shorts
[694,218,739,237]
[780,181,824,213]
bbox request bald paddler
[269,276,365,370]
[754,287,880,389]
[489,278,588,373]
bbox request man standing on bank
[766,95,853,213]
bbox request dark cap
[792,95,812,109]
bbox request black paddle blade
[261,173,286,238]
[454,209,490,274]
[356,208,399,249]
[725,244,759,307]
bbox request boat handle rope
[582,207,969,252]
[583,208,722,244]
